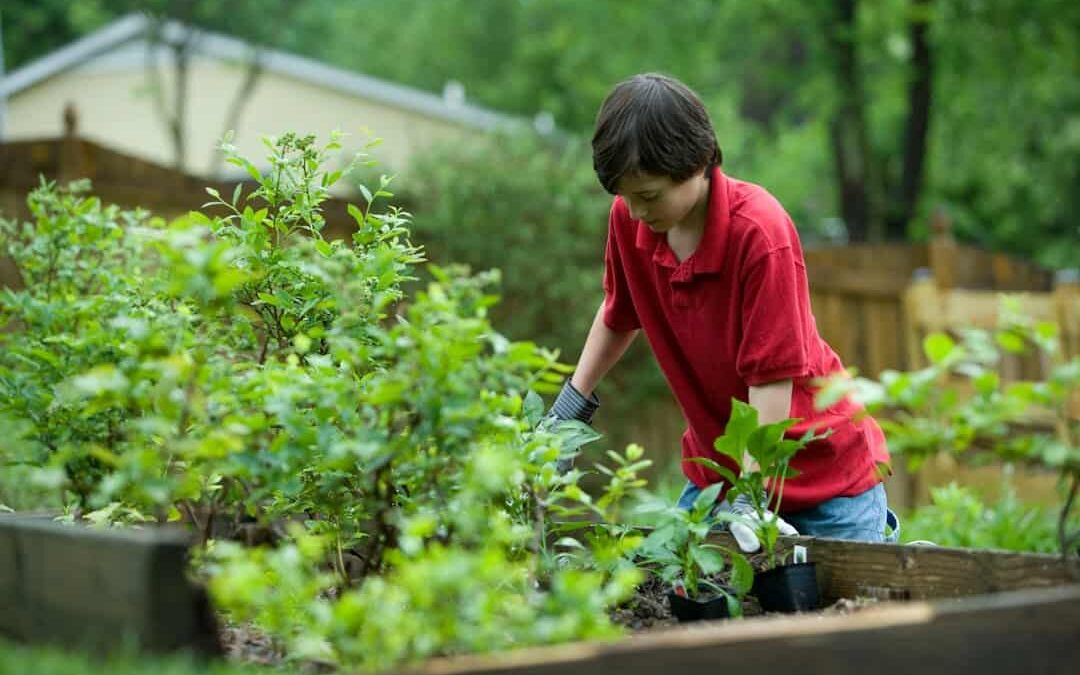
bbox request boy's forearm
[569,304,638,397]
[744,379,794,473]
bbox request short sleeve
[601,203,641,332]
[736,246,809,385]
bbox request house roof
[0,13,522,132]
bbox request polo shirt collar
[634,166,730,274]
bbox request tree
[822,0,934,242]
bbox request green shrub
[0,132,651,671]
[817,299,1079,556]
[404,131,669,446]
[903,479,1064,553]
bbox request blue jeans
[676,481,900,544]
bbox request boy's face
[615,169,709,233]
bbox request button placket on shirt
[670,264,695,309]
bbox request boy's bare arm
[745,379,794,472]
[569,304,638,397]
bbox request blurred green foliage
[902,479,1067,553]
[817,298,1079,555]
[403,132,669,446]
[0,637,286,675]
[0,133,655,670]
[5,0,1075,261]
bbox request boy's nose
[627,202,646,222]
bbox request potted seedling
[691,400,828,613]
[635,482,753,622]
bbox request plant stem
[1059,473,1078,568]
[336,533,350,588]
[528,487,547,586]
[180,500,203,540]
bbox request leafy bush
[0,132,652,670]
[903,479,1064,553]
[403,131,669,441]
[817,300,1079,556]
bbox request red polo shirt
[602,167,890,512]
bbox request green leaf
[692,482,724,514]
[687,456,739,486]
[523,390,545,427]
[257,292,284,308]
[552,419,602,452]
[973,370,1000,395]
[728,553,754,594]
[347,203,366,227]
[358,184,373,205]
[690,545,725,575]
[995,330,1027,354]
[924,333,957,364]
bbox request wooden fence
[803,213,1075,510]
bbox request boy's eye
[641,194,658,202]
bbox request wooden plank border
[412,585,1080,675]
[0,515,220,656]
[719,533,1080,601]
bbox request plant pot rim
[756,560,817,578]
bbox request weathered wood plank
[0,515,219,655]
[805,265,910,299]
[708,533,1079,602]
[411,585,1080,675]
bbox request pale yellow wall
[6,55,475,183]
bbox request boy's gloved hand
[545,380,599,473]
[546,379,599,425]
[728,493,799,553]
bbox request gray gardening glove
[545,379,599,472]
[728,493,799,553]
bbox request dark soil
[608,551,881,629]
[219,622,283,666]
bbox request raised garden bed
[0,515,219,656]
[3,514,1077,673]
[414,584,1080,675]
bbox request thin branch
[209,46,265,177]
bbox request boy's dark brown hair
[592,73,722,195]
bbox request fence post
[903,267,938,371]
[1054,269,1079,424]
[928,207,956,291]
[1054,269,1079,362]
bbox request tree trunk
[886,0,934,240]
[825,0,883,243]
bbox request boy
[549,73,898,552]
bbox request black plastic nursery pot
[751,561,820,613]
[666,591,731,622]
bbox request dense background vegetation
[5,0,1078,265]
